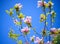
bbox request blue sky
[0,0,60,44]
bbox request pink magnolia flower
[25,42,29,44]
[50,28,57,32]
[34,37,43,44]
[24,16,32,24]
[37,1,47,7]
[21,27,30,34]
[50,28,58,35]
[58,28,60,34]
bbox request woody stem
[49,0,52,41]
[24,35,29,44]
[20,19,22,29]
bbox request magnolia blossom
[15,3,22,9]
[13,18,21,25]
[15,3,22,11]
[13,18,19,24]
[30,35,35,42]
[34,37,40,43]
[50,28,57,32]
[50,28,58,35]
[58,28,60,34]
[24,16,32,24]
[37,1,47,7]
[25,42,29,44]
[34,37,43,44]
[51,11,56,18]
[51,11,56,15]
[47,41,51,44]
[21,27,30,34]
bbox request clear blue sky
[0,0,60,44]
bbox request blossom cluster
[5,0,58,44]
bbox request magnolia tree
[6,0,60,44]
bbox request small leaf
[40,14,46,22]
[18,13,24,19]
[6,10,9,14]
[46,22,48,26]
[8,29,20,40]
[27,23,32,27]
[9,33,20,40]
[10,8,13,11]
[6,8,13,16]
[52,19,55,22]
[45,3,49,8]
[18,40,22,44]
[20,22,22,25]
[16,22,21,25]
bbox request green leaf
[16,22,21,25]
[20,22,22,25]
[52,19,55,22]
[6,8,13,16]
[27,23,32,27]
[40,14,46,22]
[18,40,22,44]
[40,19,44,22]
[9,33,20,40]
[10,8,13,11]
[8,29,20,40]
[5,10,9,14]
